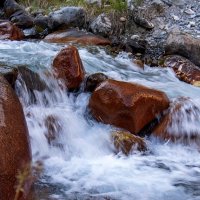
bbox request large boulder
[112,130,147,155]
[3,0,33,28]
[48,7,86,31]
[165,31,200,67]
[53,46,85,90]
[0,75,31,200]
[0,20,24,40]
[89,13,112,37]
[89,79,170,134]
[163,55,200,87]
[44,29,111,46]
[152,97,200,144]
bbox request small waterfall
[1,40,200,199]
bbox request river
[1,40,200,200]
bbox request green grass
[18,0,143,14]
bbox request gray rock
[89,13,112,37]
[48,7,86,30]
[165,30,200,67]
[134,15,155,30]
[3,0,33,28]
[85,0,101,6]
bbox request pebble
[120,17,126,22]
[172,15,180,21]
[185,9,195,15]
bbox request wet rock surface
[53,46,85,90]
[89,79,170,135]
[0,64,18,87]
[0,20,24,40]
[85,73,109,92]
[44,29,111,46]
[0,75,31,200]
[163,55,200,86]
[152,97,200,144]
[112,130,147,155]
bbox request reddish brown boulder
[0,20,24,40]
[112,131,147,155]
[53,46,85,90]
[0,75,31,200]
[153,97,200,143]
[164,55,200,87]
[44,29,111,46]
[89,79,170,134]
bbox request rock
[44,115,61,145]
[120,17,126,22]
[85,73,108,92]
[152,97,200,144]
[133,59,144,69]
[48,7,86,30]
[0,8,6,19]
[89,79,170,134]
[18,66,47,91]
[34,14,48,33]
[3,0,34,28]
[184,8,195,15]
[0,20,24,40]
[89,13,112,37]
[86,0,101,6]
[53,46,85,90]
[126,35,147,54]
[0,75,31,200]
[163,55,200,86]
[165,30,200,67]
[134,15,154,30]
[112,130,147,155]
[0,64,18,88]
[44,29,111,46]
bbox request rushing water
[1,40,200,200]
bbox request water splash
[1,40,200,199]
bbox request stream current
[1,40,200,200]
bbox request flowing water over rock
[1,40,200,200]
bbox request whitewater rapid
[1,40,200,200]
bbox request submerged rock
[48,7,86,30]
[89,79,169,134]
[18,66,47,91]
[0,75,32,200]
[85,73,108,92]
[163,55,200,86]
[44,115,62,146]
[0,20,24,40]
[152,97,200,144]
[112,130,147,155]
[44,29,111,46]
[165,31,200,67]
[53,46,85,90]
